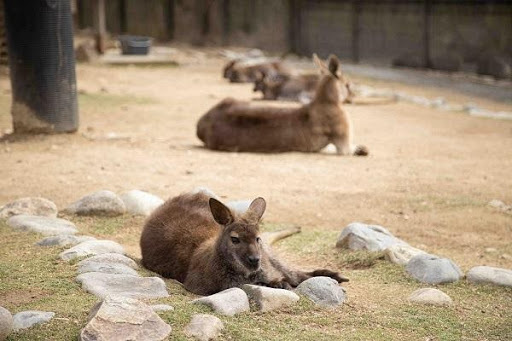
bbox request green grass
[1,219,511,340]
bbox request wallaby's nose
[247,255,260,266]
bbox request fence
[76,0,512,68]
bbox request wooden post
[424,0,432,68]
[92,0,106,54]
[352,0,360,63]
[222,0,230,45]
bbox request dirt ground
[1,48,512,269]
[1,47,512,340]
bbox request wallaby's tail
[353,145,369,157]
[261,225,301,245]
[308,269,350,283]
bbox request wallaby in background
[223,59,291,83]
[198,54,368,156]
[140,191,347,295]
[253,61,355,104]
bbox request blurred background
[68,0,512,77]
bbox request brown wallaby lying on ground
[198,54,368,156]
[253,71,355,104]
[223,59,291,83]
[140,192,347,295]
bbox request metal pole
[4,0,79,134]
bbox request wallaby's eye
[231,236,240,244]
[256,237,261,243]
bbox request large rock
[65,190,126,216]
[336,223,407,251]
[76,272,169,299]
[226,200,252,215]
[80,296,171,341]
[466,266,512,287]
[408,288,453,306]
[406,254,463,284]
[78,253,138,270]
[184,314,224,341]
[242,284,299,312]
[120,190,164,216]
[384,244,427,266]
[0,197,57,219]
[37,235,96,247]
[0,307,13,341]
[12,311,54,331]
[7,215,77,236]
[295,277,346,308]
[59,240,125,261]
[150,305,174,313]
[192,288,250,316]
[77,261,139,276]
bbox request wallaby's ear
[327,54,340,77]
[209,198,234,226]
[244,197,266,223]
[313,53,329,74]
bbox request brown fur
[223,59,291,83]
[140,192,348,295]
[198,55,368,156]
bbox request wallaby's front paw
[266,279,293,290]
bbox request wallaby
[198,54,368,156]
[253,62,355,104]
[140,192,347,295]
[223,59,291,83]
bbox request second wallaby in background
[198,54,368,156]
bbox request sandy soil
[1,48,512,272]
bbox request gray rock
[184,314,224,341]
[76,272,169,299]
[226,200,252,215]
[12,311,55,331]
[120,190,164,216]
[336,222,407,251]
[408,288,453,306]
[77,261,139,276]
[406,254,463,284]
[242,284,299,312]
[65,190,126,216]
[80,296,171,341]
[0,306,13,341]
[150,304,174,312]
[36,235,96,247]
[192,288,249,316]
[295,277,346,307]
[0,197,57,219]
[191,187,219,200]
[467,266,512,287]
[384,244,427,266]
[78,253,138,270]
[7,215,77,236]
[59,240,125,261]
